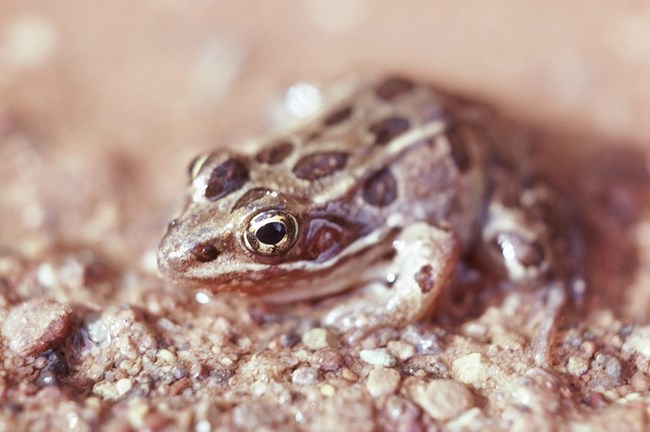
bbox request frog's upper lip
[157,246,186,277]
[157,228,194,277]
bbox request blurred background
[0,0,649,274]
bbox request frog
[158,75,575,359]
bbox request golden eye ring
[243,210,299,256]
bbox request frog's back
[240,77,489,239]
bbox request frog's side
[158,76,570,350]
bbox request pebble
[157,349,177,364]
[452,353,490,384]
[366,367,401,397]
[622,326,650,358]
[411,379,474,421]
[605,356,622,380]
[310,349,343,371]
[386,340,415,361]
[85,317,109,345]
[2,299,71,356]
[360,348,397,367]
[567,355,589,377]
[291,367,321,386]
[341,368,358,382]
[630,370,650,392]
[116,378,133,396]
[302,328,336,350]
[92,381,119,400]
[510,376,560,414]
[320,384,336,397]
[446,407,488,431]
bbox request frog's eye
[244,210,299,256]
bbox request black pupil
[256,222,287,245]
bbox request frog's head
[157,149,374,296]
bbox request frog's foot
[321,223,460,338]
[528,281,566,366]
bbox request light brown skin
[158,76,573,351]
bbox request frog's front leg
[322,223,460,336]
[481,179,570,366]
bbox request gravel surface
[1,2,650,431]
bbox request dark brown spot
[232,188,273,210]
[369,117,410,145]
[205,158,249,201]
[446,126,472,172]
[190,243,219,262]
[323,106,353,126]
[293,151,348,180]
[362,167,397,207]
[255,141,293,165]
[414,264,434,293]
[495,232,545,267]
[306,219,342,262]
[376,76,414,100]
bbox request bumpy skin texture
[158,76,571,338]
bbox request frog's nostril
[189,243,220,263]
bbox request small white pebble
[92,381,119,400]
[411,379,474,421]
[195,420,212,432]
[623,326,650,357]
[320,384,336,397]
[157,349,177,364]
[251,381,267,396]
[115,378,133,396]
[445,407,488,430]
[86,317,109,345]
[366,367,401,397]
[292,367,321,386]
[510,374,560,414]
[567,355,590,377]
[606,356,622,380]
[452,353,490,384]
[302,328,335,350]
[360,348,397,367]
[195,291,211,304]
[387,340,415,361]
[341,368,358,381]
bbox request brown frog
[158,76,576,359]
